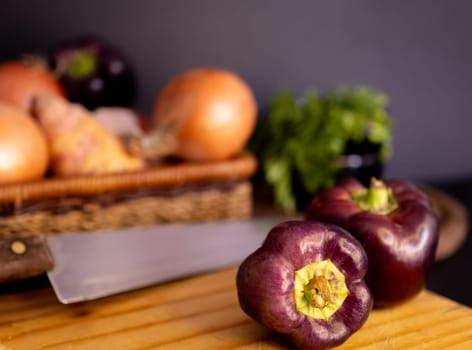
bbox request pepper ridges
[236,220,372,350]
[307,177,439,308]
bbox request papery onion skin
[0,102,49,184]
[152,68,257,162]
[0,61,65,113]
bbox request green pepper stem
[352,177,397,215]
[305,275,331,308]
[294,259,349,321]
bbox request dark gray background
[1,0,471,182]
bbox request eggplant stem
[65,49,98,79]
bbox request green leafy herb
[259,86,393,212]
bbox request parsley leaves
[258,86,393,212]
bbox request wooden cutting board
[1,266,471,350]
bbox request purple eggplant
[236,220,372,350]
[307,178,439,308]
[50,35,137,110]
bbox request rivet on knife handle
[0,236,55,283]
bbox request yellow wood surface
[1,266,471,350]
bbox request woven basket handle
[0,236,54,283]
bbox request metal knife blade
[0,216,287,304]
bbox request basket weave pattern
[0,153,256,236]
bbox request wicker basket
[0,153,257,237]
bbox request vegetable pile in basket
[236,177,439,350]
[0,35,257,184]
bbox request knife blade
[0,216,287,304]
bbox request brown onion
[0,102,49,183]
[0,61,65,113]
[136,68,257,162]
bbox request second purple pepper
[307,178,439,307]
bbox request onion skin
[0,102,49,183]
[237,220,372,350]
[0,61,65,113]
[152,68,257,161]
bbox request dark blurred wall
[1,0,471,182]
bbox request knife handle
[0,236,54,283]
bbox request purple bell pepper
[237,220,372,350]
[307,178,439,307]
